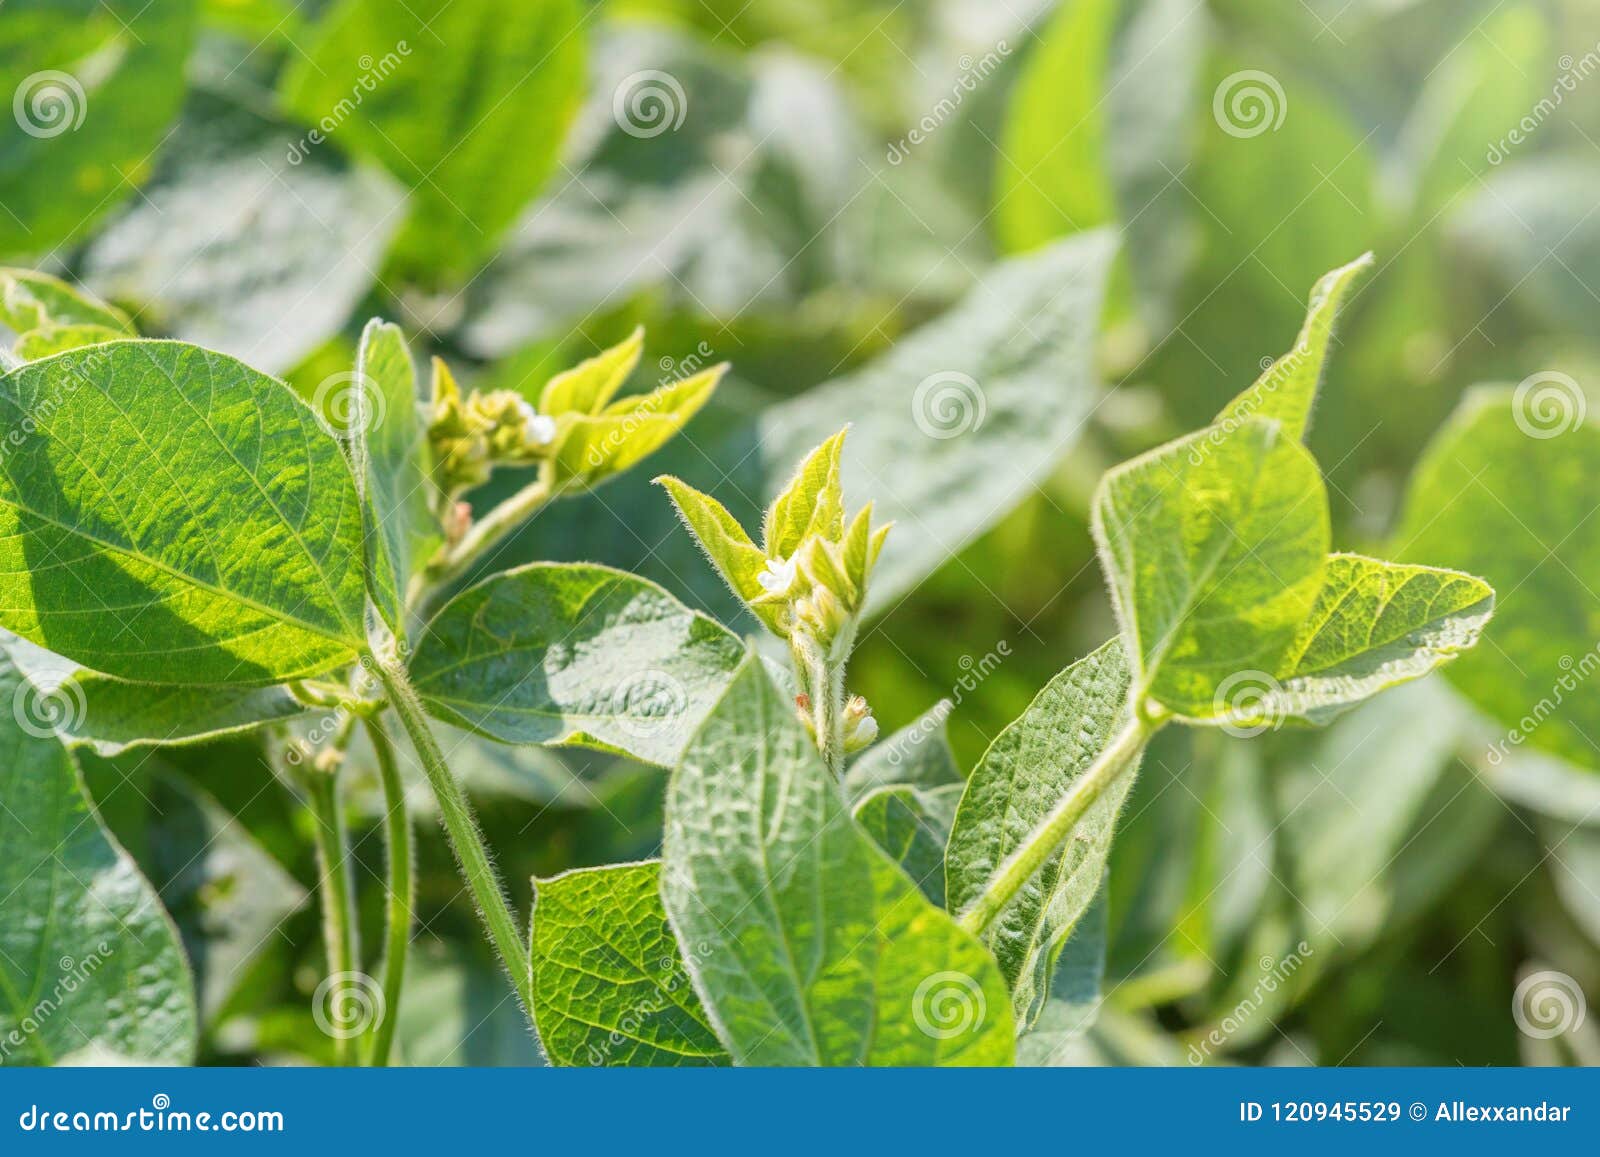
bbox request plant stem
[957,715,1154,937]
[814,655,847,779]
[428,477,552,593]
[304,767,360,1066]
[373,661,535,1016]
[363,716,413,1067]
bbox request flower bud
[842,694,878,753]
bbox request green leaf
[80,95,405,376]
[530,861,729,1067]
[1397,388,1600,772]
[763,427,847,558]
[14,324,127,360]
[0,340,372,684]
[994,0,1208,327]
[0,631,311,756]
[945,640,1140,1027]
[1015,889,1109,1065]
[548,366,724,491]
[0,654,196,1064]
[538,328,644,416]
[759,230,1117,615]
[853,784,963,907]
[655,475,770,613]
[393,944,543,1066]
[1091,419,1330,718]
[280,0,585,280]
[349,320,435,620]
[409,563,747,767]
[1248,554,1494,728]
[663,656,1016,1065]
[1213,253,1373,443]
[0,1,198,256]
[843,701,963,801]
[0,269,132,336]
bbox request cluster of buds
[426,358,557,500]
[794,693,880,754]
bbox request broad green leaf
[995,0,1208,327]
[280,0,585,280]
[843,701,963,801]
[945,640,1140,1027]
[1213,253,1373,443]
[0,269,132,336]
[538,328,644,416]
[662,656,1016,1065]
[763,427,847,558]
[409,563,746,767]
[1016,889,1109,1065]
[0,632,311,756]
[84,760,307,1019]
[530,861,729,1067]
[1248,554,1494,728]
[0,654,196,1064]
[349,320,434,620]
[853,784,963,907]
[1091,419,1330,718]
[0,340,371,684]
[80,95,405,375]
[1397,388,1600,772]
[760,230,1117,615]
[14,324,126,360]
[548,367,724,491]
[0,1,198,256]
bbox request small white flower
[756,555,797,595]
[517,399,557,446]
[853,715,879,745]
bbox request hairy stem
[363,716,413,1067]
[957,715,1154,937]
[304,767,360,1066]
[374,662,534,1016]
[428,477,552,593]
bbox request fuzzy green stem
[374,661,534,1016]
[363,716,413,1067]
[428,477,552,593]
[957,715,1154,937]
[304,768,360,1066]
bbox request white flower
[756,555,797,595]
[852,715,879,745]
[517,399,557,446]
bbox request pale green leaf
[14,324,127,360]
[1397,387,1600,772]
[409,563,747,767]
[530,860,729,1067]
[945,640,1140,1027]
[655,475,770,614]
[548,367,723,491]
[0,654,196,1064]
[662,656,1016,1065]
[1091,419,1330,718]
[853,783,963,907]
[280,0,585,280]
[0,341,371,684]
[763,427,847,558]
[538,327,644,416]
[1213,253,1373,443]
[0,269,132,336]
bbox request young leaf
[280,0,586,279]
[0,269,133,336]
[662,656,1016,1066]
[0,341,372,684]
[1,631,311,756]
[408,563,746,767]
[14,324,128,360]
[547,366,724,491]
[1213,252,1374,442]
[538,327,644,416]
[1091,418,1330,718]
[1397,387,1600,772]
[655,475,771,615]
[0,654,197,1064]
[1248,554,1494,728]
[530,861,729,1067]
[763,427,848,559]
[945,640,1140,1027]
[853,783,963,907]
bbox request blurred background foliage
[3,0,1598,1065]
